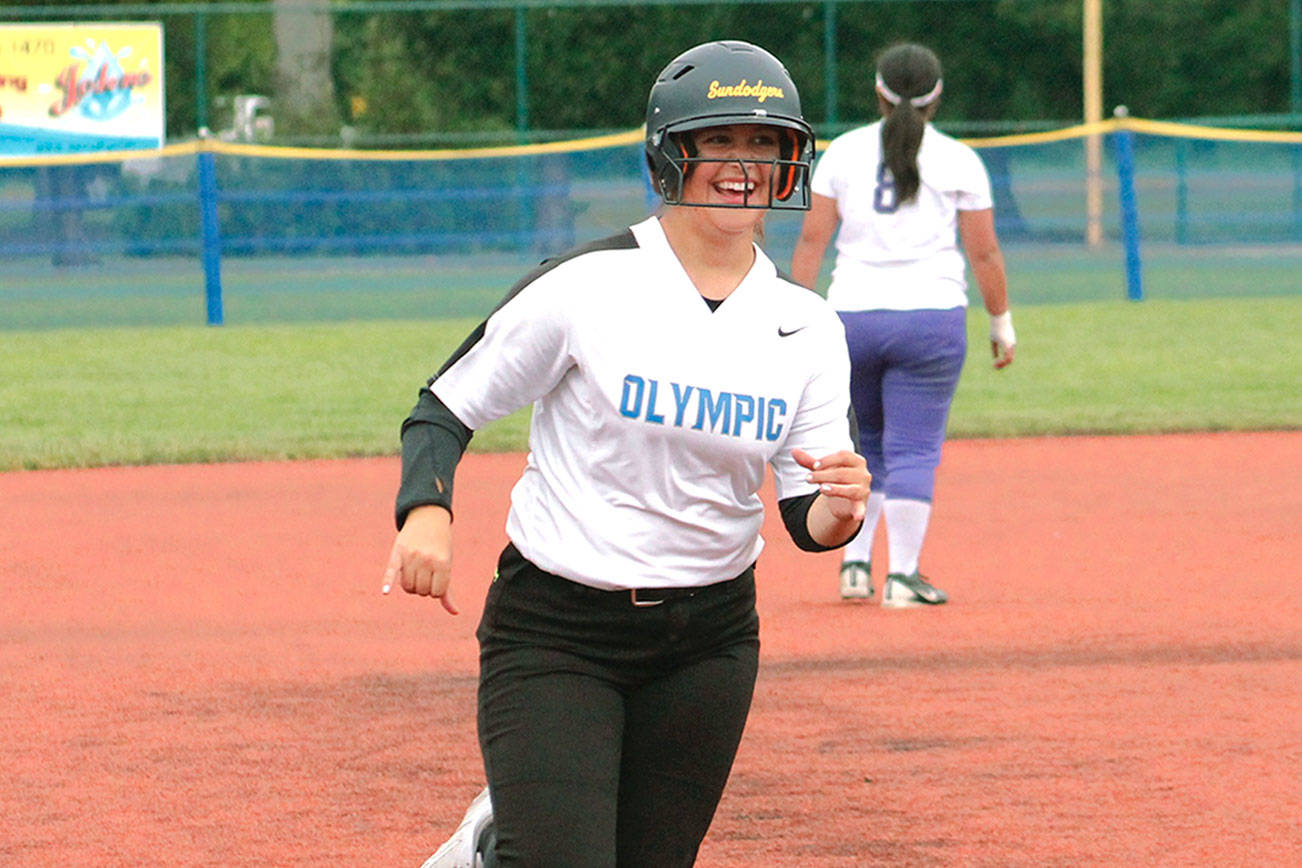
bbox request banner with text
[0,22,164,155]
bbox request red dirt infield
[2,432,1299,866]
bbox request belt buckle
[629,588,665,608]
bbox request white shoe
[881,572,948,608]
[839,560,874,600]
[421,787,494,868]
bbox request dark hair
[877,43,943,204]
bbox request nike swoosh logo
[778,326,806,337]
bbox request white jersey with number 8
[810,120,993,312]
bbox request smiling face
[678,123,784,209]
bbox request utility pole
[1084,0,1103,247]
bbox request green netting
[1,121,1299,330]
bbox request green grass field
[2,296,1298,472]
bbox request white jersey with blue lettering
[431,216,854,591]
[810,120,993,311]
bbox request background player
[384,40,869,867]
[791,41,1015,608]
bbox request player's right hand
[382,505,458,614]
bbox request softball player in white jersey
[792,42,1015,609]
[384,40,869,868]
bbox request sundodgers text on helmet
[645,40,814,210]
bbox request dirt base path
[2,432,1298,866]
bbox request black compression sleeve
[395,387,474,529]
[779,492,856,552]
[777,405,864,550]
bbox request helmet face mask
[653,153,811,210]
[645,41,814,211]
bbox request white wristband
[989,310,1015,349]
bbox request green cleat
[839,560,874,601]
[882,572,948,608]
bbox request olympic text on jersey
[619,374,788,442]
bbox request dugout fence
[1,117,1300,330]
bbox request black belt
[562,580,721,608]
[567,572,750,608]
[600,568,754,608]
[503,544,753,609]
[625,585,707,607]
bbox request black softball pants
[476,543,760,868]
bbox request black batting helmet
[645,40,814,210]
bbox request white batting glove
[989,310,1015,368]
[989,310,1015,351]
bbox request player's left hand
[991,338,1015,369]
[792,447,870,522]
[989,310,1016,370]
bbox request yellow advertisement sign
[0,22,165,154]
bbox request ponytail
[874,43,943,206]
[881,101,926,204]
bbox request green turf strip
[1,297,1298,471]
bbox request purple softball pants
[838,306,968,503]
